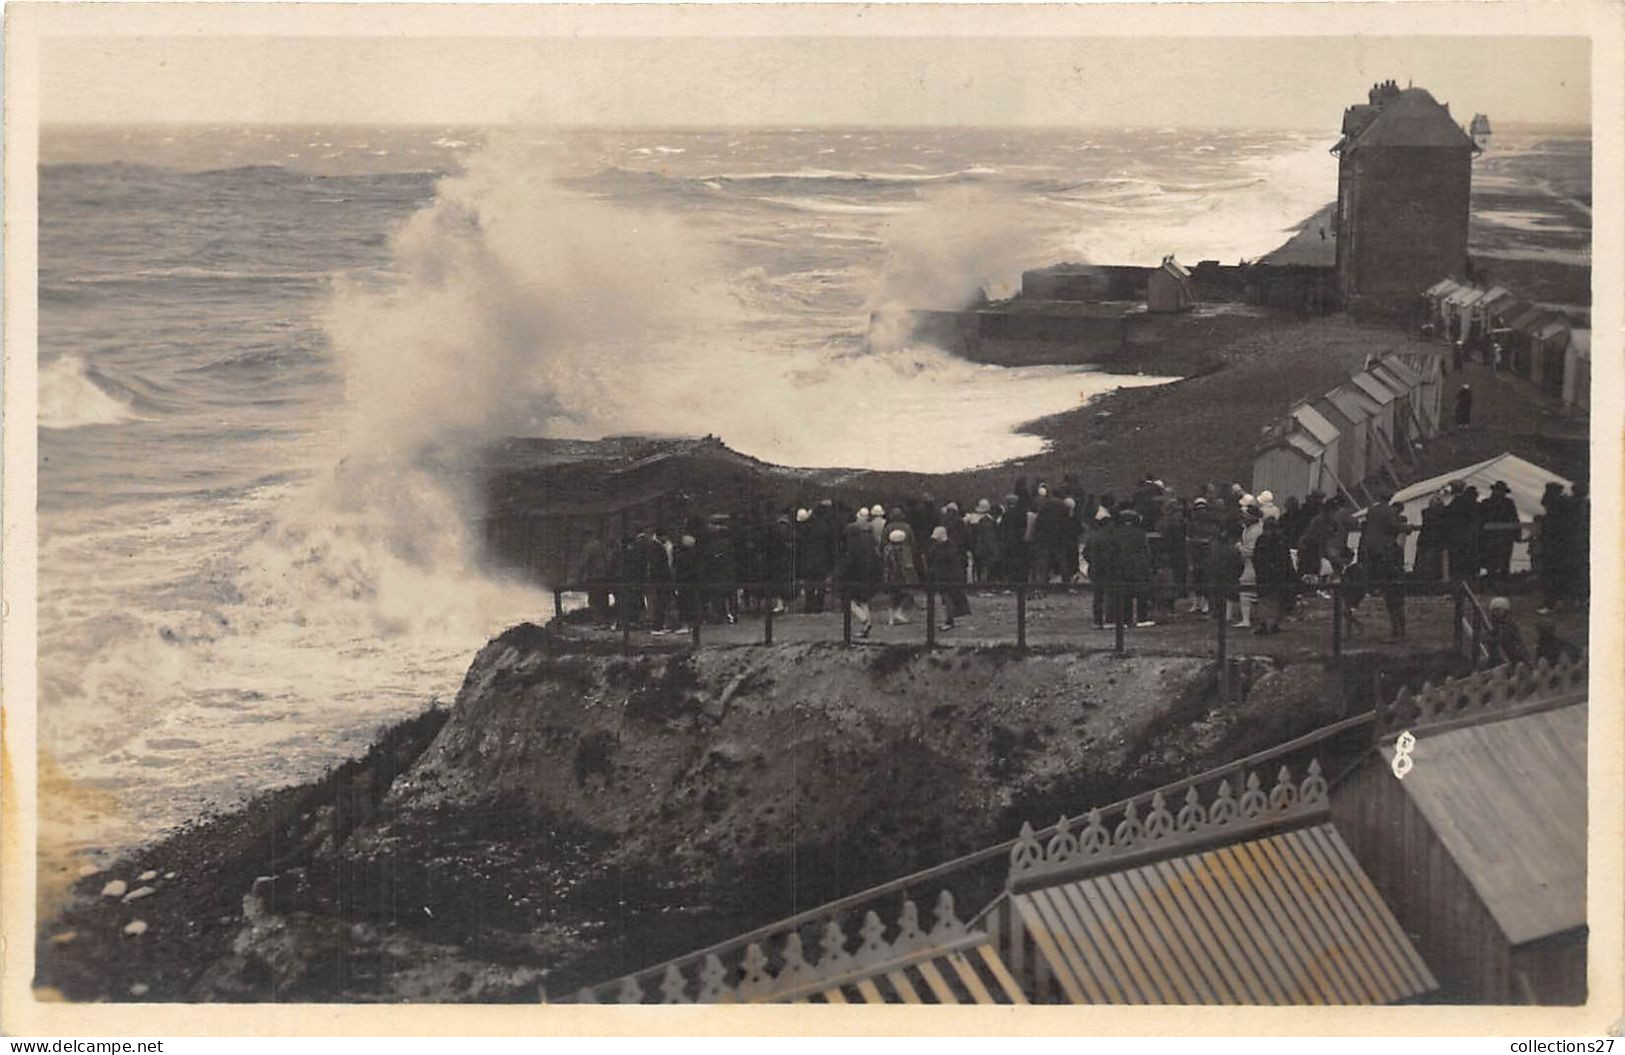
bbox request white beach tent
[1370,452,1572,573]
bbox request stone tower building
[1332,81,1478,312]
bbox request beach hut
[1147,256,1195,313]
[1443,285,1485,341]
[1504,302,1547,377]
[1373,354,1431,441]
[1352,370,1402,463]
[1391,350,1445,436]
[1312,395,1366,493]
[1326,382,1385,485]
[1382,452,1571,572]
[1336,667,1588,1004]
[1423,278,1463,329]
[1253,402,1341,503]
[1476,286,1518,336]
[1563,329,1590,412]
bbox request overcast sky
[43,33,1590,129]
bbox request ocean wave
[755,195,914,215]
[699,166,999,185]
[39,355,142,430]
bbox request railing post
[926,587,937,648]
[554,588,564,620]
[1016,583,1027,651]
[1331,582,1343,659]
[843,596,853,646]
[1114,589,1126,655]
[1453,580,1465,658]
[1216,597,1229,703]
[691,611,701,650]
[623,610,632,657]
[764,593,774,646]
[1470,604,1482,671]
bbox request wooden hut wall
[1509,929,1588,1005]
[1331,760,1512,1003]
[1252,444,1318,505]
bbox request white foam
[39,355,140,430]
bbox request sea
[37,124,1338,861]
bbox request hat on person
[1241,493,1256,506]
[888,507,904,521]
[1004,494,1019,505]
[1193,497,1209,508]
[680,534,696,547]
[930,526,949,542]
[857,506,872,520]
[795,508,810,523]
[1095,507,1112,522]
[819,498,833,507]
[1063,497,1077,509]
[945,501,959,513]
[1490,481,1509,493]
[870,504,886,517]
[1120,508,1142,523]
[1489,596,1512,613]
[888,529,907,544]
[975,498,992,514]
[1258,490,1275,505]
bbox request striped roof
[1011,823,1437,1004]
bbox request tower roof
[1335,88,1478,154]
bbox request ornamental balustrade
[573,889,982,1004]
[1007,761,1330,891]
[1375,650,1587,739]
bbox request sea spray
[865,183,1070,355]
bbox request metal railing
[550,574,1511,669]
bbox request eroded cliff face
[50,624,1372,1002]
[360,629,1218,881]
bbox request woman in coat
[926,526,970,630]
[881,528,919,625]
[1251,517,1294,634]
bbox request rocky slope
[41,623,1402,1002]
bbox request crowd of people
[566,470,1589,643]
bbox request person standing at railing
[570,530,611,628]
[1413,492,1447,582]
[1478,481,1518,587]
[1117,508,1156,627]
[839,508,877,639]
[1085,506,1119,628]
[966,499,1000,583]
[1234,503,1263,629]
[1185,496,1219,614]
[1252,515,1294,635]
[1486,596,1530,666]
[701,516,738,625]
[927,526,969,631]
[998,492,1028,585]
[1536,482,1574,614]
[1208,522,1244,624]
[1157,497,1189,611]
[882,528,919,626]
[1444,483,1481,582]
[673,533,699,634]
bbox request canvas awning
[1375,452,1572,572]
